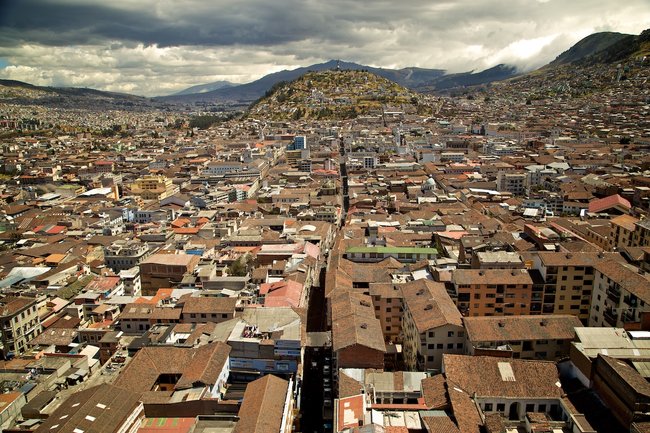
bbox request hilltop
[247,69,422,121]
[0,79,160,111]
[549,31,633,66]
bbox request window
[448,331,454,337]
[526,404,535,412]
[538,404,546,412]
[427,355,434,361]
[386,326,391,331]
[437,344,443,349]
[428,331,435,338]
[474,293,481,299]
[484,403,493,411]
[456,343,463,349]
[447,343,454,349]
[428,344,435,349]
[496,403,505,412]
[458,331,464,337]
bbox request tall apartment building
[139,253,200,295]
[530,252,611,323]
[589,260,650,328]
[0,297,42,358]
[103,239,151,272]
[451,269,533,317]
[401,280,465,371]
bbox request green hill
[247,69,422,121]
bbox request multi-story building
[497,171,526,196]
[103,239,151,272]
[118,267,141,296]
[451,269,533,317]
[0,296,42,358]
[589,260,650,328]
[531,252,611,323]
[130,175,178,202]
[464,315,581,361]
[401,279,465,371]
[225,307,301,378]
[609,215,639,251]
[139,253,200,295]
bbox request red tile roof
[588,194,631,213]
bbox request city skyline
[0,0,648,96]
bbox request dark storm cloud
[0,0,648,96]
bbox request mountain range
[155,60,515,104]
[0,28,647,109]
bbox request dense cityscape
[0,14,649,433]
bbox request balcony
[603,309,618,327]
[607,290,621,303]
[622,311,636,324]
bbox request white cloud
[0,0,648,95]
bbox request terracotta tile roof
[233,374,289,433]
[443,354,564,399]
[0,296,35,317]
[421,414,461,433]
[29,328,77,347]
[464,314,582,343]
[595,260,650,303]
[611,214,639,231]
[588,194,631,213]
[537,251,617,267]
[421,375,449,409]
[34,383,142,433]
[339,371,365,398]
[180,295,237,315]
[447,380,482,433]
[331,292,386,353]
[598,354,650,398]
[452,268,533,286]
[114,342,231,395]
[402,279,462,332]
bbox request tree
[227,254,254,276]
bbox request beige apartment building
[401,279,465,371]
[530,252,614,323]
[0,296,42,358]
[130,175,178,201]
[451,269,533,317]
[464,314,581,361]
[589,260,650,328]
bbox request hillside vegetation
[247,69,421,121]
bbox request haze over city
[0,0,648,95]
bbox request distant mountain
[171,80,235,96]
[0,79,159,110]
[549,32,632,66]
[418,64,519,92]
[546,29,650,68]
[155,60,447,104]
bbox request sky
[0,0,648,97]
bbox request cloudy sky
[0,0,648,96]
